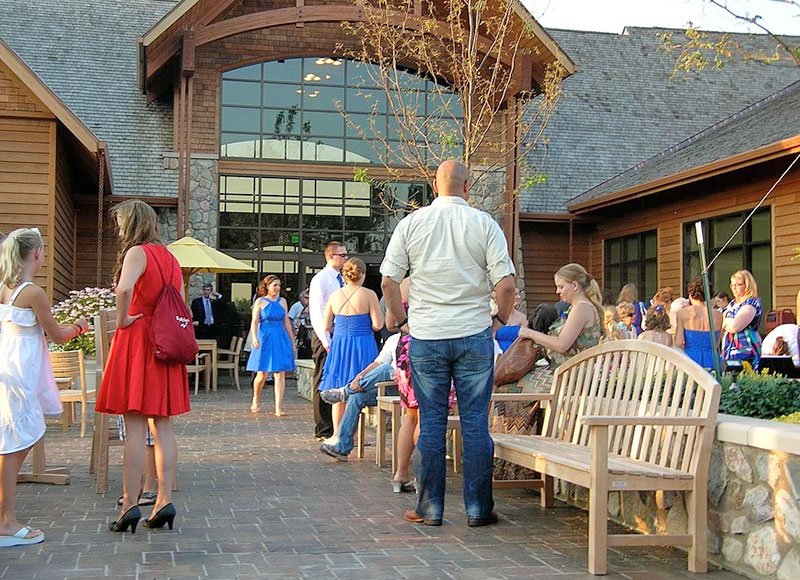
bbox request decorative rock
[608,492,620,517]
[708,446,727,507]
[722,537,744,563]
[785,459,800,499]
[707,529,721,555]
[665,496,688,535]
[744,526,781,576]
[709,510,732,533]
[725,445,753,483]
[778,548,800,580]
[768,453,785,490]
[744,486,769,509]
[752,502,775,525]
[756,453,769,482]
[775,488,800,542]
[724,480,745,511]
[731,516,750,535]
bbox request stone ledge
[717,414,800,455]
[295,359,315,369]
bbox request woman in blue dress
[722,270,763,369]
[675,278,723,369]
[319,258,383,445]
[247,275,295,416]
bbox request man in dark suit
[191,283,223,340]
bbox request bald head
[434,159,470,199]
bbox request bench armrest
[491,393,553,402]
[581,416,709,427]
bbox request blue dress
[496,325,521,352]
[319,313,377,391]
[683,329,720,370]
[246,298,295,373]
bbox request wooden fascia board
[141,0,202,47]
[568,136,800,215]
[104,194,179,208]
[519,212,592,223]
[508,0,576,75]
[0,39,100,155]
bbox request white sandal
[0,527,44,547]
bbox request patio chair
[51,349,95,437]
[216,336,243,390]
[188,353,211,395]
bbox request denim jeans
[334,363,395,455]
[410,327,495,521]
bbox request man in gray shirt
[381,159,516,527]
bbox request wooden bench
[492,340,720,575]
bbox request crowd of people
[1,159,799,546]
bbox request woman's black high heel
[109,505,141,533]
[142,503,176,530]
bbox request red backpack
[147,247,198,364]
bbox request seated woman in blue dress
[674,277,723,370]
[493,288,529,352]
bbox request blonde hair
[617,301,635,319]
[617,283,638,304]
[556,263,605,335]
[111,200,160,281]
[603,305,619,340]
[731,270,758,299]
[0,228,44,287]
[342,257,366,283]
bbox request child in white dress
[0,228,88,547]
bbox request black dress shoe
[467,511,499,527]
[142,503,176,530]
[109,506,141,533]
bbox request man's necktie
[337,273,344,287]
[204,298,213,326]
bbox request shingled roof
[521,27,800,215]
[568,79,800,211]
[0,0,178,198]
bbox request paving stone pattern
[7,380,744,579]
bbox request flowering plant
[49,287,116,355]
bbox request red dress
[95,244,190,417]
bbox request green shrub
[718,366,800,420]
[49,287,115,356]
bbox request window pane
[750,244,772,311]
[644,261,657,302]
[606,240,621,265]
[220,133,260,158]
[606,266,622,297]
[304,57,345,86]
[263,108,301,136]
[303,138,344,162]
[751,210,771,242]
[262,83,301,109]
[264,59,301,83]
[713,216,743,248]
[303,85,345,112]
[625,237,639,261]
[221,106,260,133]
[347,113,384,138]
[345,139,380,163]
[347,88,386,113]
[711,249,741,296]
[302,111,344,137]
[223,63,261,81]
[222,80,261,106]
[220,228,258,251]
[624,265,641,291]
[221,176,257,195]
[644,233,657,259]
[261,137,301,160]
[347,61,380,87]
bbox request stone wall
[555,416,800,579]
[295,359,315,401]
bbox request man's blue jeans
[410,327,495,521]
[333,363,395,455]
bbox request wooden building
[0,38,113,301]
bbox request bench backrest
[543,340,721,477]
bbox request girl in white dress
[0,228,88,547]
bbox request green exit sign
[290,234,300,245]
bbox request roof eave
[567,135,800,215]
[141,0,201,47]
[509,0,577,75]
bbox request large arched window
[220,57,462,164]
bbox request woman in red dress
[95,200,189,533]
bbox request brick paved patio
[7,380,743,579]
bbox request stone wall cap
[717,414,800,454]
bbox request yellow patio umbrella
[166,236,256,297]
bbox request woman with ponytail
[0,228,89,547]
[517,263,604,368]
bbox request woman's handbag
[494,337,545,387]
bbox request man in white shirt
[308,241,349,440]
[381,159,516,528]
[319,332,401,460]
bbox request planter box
[555,414,800,579]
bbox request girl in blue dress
[247,275,295,416]
[319,258,383,445]
[675,278,723,370]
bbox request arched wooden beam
[146,5,530,88]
